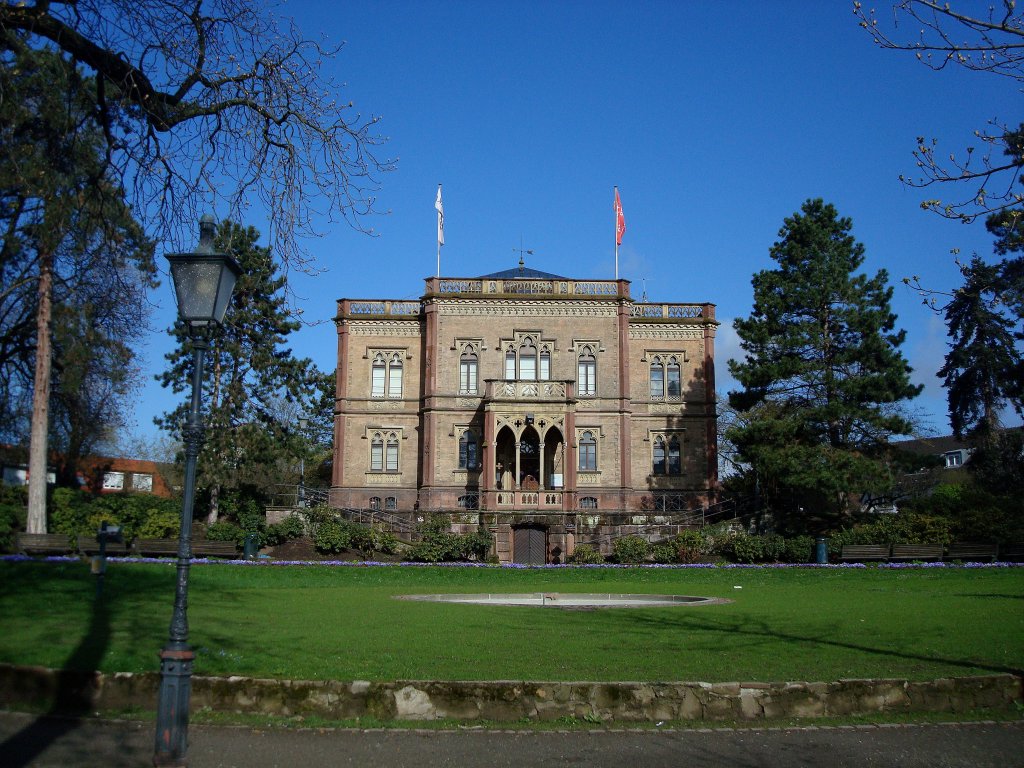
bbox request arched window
[370,433,384,471]
[666,356,681,397]
[653,435,667,475]
[388,353,403,398]
[668,436,681,474]
[650,356,665,399]
[539,348,551,380]
[459,345,478,394]
[579,431,597,471]
[519,337,537,380]
[459,430,479,469]
[369,496,382,510]
[579,496,598,509]
[577,346,596,396]
[505,346,517,379]
[385,433,400,472]
[384,496,397,510]
[371,354,387,398]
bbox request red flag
[614,187,626,246]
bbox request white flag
[435,185,444,247]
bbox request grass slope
[2,561,1021,683]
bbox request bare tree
[854,0,1023,223]
[0,0,392,271]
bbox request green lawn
[2,561,1021,683]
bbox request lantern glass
[168,253,241,326]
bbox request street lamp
[154,215,240,768]
[297,416,309,507]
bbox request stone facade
[331,268,719,563]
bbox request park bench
[947,542,999,562]
[999,543,1024,562]
[890,544,944,562]
[135,538,240,559]
[78,536,130,556]
[839,544,890,562]
[15,533,73,555]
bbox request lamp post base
[153,644,195,767]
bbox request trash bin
[243,533,259,559]
[815,536,828,564]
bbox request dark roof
[478,265,568,280]
[894,435,968,456]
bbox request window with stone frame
[651,433,683,475]
[458,429,480,469]
[369,496,382,510]
[369,429,401,473]
[577,345,597,396]
[501,333,553,380]
[459,344,479,394]
[579,496,598,509]
[385,496,397,510]
[649,353,683,400]
[370,350,404,398]
[578,430,597,471]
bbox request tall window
[666,357,681,397]
[650,356,665,399]
[519,338,537,380]
[370,434,384,471]
[653,436,666,475]
[460,345,478,394]
[388,353,403,398]
[539,349,550,380]
[579,431,597,471]
[371,351,403,398]
[459,430,479,469]
[505,347,516,379]
[668,436,681,474]
[386,434,399,471]
[577,346,596,396]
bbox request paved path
[1,711,1022,768]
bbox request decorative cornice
[349,320,424,336]
[629,326,704,340]
[434,299,618,318]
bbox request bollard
[815,536,828,564]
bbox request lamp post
[154,215,240,768]
[297,416,309,507]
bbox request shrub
[612,535,650,564]
[205,521,244,545]
[650,542,679,564]
[781,535,814,564]
[403,518,493,562]
[136,508,181,539]
[568,543,604,564]
[265,515,306,546]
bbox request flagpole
[435,183,443,277]
[614,186,619,280]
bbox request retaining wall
[0,664,1019,723]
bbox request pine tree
[156,221,327,522]
[938,257,1022,441]
[728,199,921,528]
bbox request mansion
[330,265,718,563]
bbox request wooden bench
[15,533,73,555]
[999,543,1024,562]
[135,538,240,558]
[839,544,890,562]
[134,538,181,557]
[890,544,944,561]
[947,542,999,562]
[78,536,130,556]
[191,540,240,558]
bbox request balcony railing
[495,490,563,509]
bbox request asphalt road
[1,712,1022,768]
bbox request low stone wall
[0,664,1019,723]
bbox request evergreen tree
[156,221,327,522]
[938,257,1022,441]
[728,199,921,528]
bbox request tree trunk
[26,248,53,534]
[207,483,219,526]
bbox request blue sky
[129,1,1017,447]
